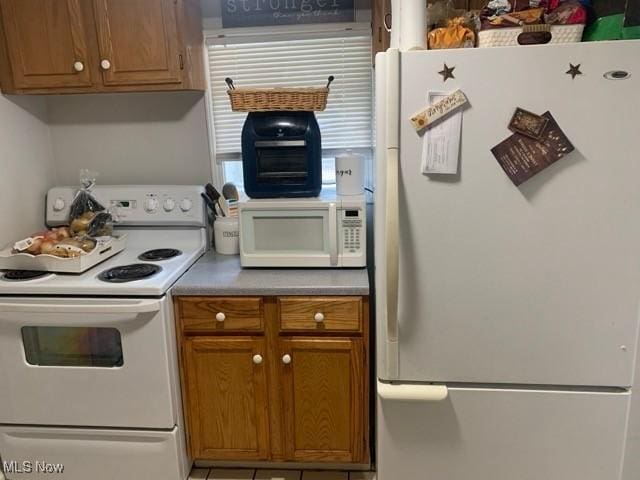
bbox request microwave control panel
[341,208,364,254]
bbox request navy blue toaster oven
[241,111,322,198]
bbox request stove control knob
[144,197,159,213]
[163,198,176,212]
[52,197,66,212]
[180,198,193,212]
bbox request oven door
[240,205,339,267]
[0,297,178,429]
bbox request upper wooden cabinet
[0,0,94,89]
[371,0,390,65]
[0,0,205,94]
[93,0,181,87]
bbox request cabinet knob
[215,312,226,322]
[252,354,263,365]
[100,59,112,70]
[282,354,292,365]
[314,312,325,323]
[73,61,84,72]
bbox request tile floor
[189,468,376,480]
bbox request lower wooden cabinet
[176,295,369,465]
[182,337,270,460]
[280,337,365,463]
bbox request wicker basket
[226,76,333,112]
[478,24,584,47]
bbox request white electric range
[0,186,208,480]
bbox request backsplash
[46,92,212,186]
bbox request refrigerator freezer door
[376,41,640,386]
[377,387,630,480]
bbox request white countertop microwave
[239,190,366,268]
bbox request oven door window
[255,146,308,185]
[21,326,124,367]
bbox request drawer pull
[314,312,325,323]
[252,354,263,365]
[215,312,226,322]
[100,59,111,70]
[73,61,84,72]
[282,354,292,365]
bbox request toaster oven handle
[254,140,306,148]
[329,202,338,266]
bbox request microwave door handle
[329,202,338,266]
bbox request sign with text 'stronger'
[222,0,355,27]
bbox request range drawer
[178,297,263,333]
[279,296,362,333]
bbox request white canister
[335,151,365,196]
[214,216,240,255]
[389,0,427,51]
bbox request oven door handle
[329,202,338,266]
[0,299,161,314]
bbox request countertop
[172,251,370,296]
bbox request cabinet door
[92,0,181,86]
[371,0,390,64]
[0,0,93,89]
[183,337,270,460]
[280,338,365,463]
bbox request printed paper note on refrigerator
[421,91,462,175]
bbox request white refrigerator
[375,40,640,480]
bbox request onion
[40,241,57,255]
[25,238,43,255]
[56,227,71,240]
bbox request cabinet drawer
[279,297,362,333]
[178,297,263,333]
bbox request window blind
[207,34,373,158]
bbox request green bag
[583,7,640,41]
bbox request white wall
[0,95,55,246]
[46,92,212,186]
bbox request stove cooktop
[0,229,206,297]
[0,185,208,297]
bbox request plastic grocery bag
[68,170,114,237]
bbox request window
[22,326,124,368]
[206,31,373,188]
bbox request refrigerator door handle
[384,48,401,378]
[377,380,449,402]
[385,147,400,378]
